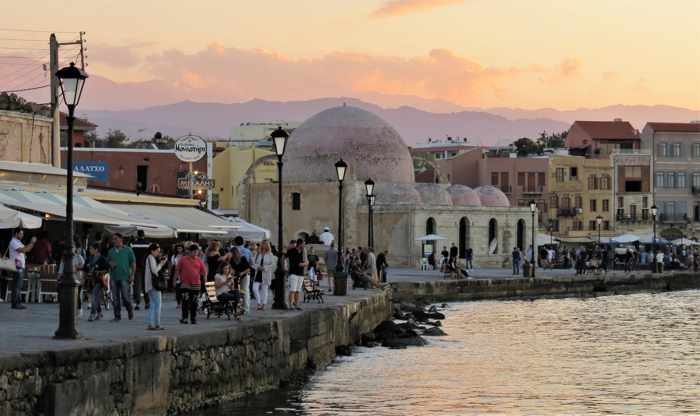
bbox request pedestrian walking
[252,240,277,311]
[130,230,150,311]
[512,247,521,275]
[287,239,308,310]
[8,228,35,309]
[107,233,135,321]
[324,243,338,292]
[145,243,167,330]
[177,244,206,324]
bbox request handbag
[0,245,16,272]
[148,256,167,291]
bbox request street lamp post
[529,200,536,278]
[54,62,87,340]
[334,159,348,295]
[271,126,288,309]
[596,215,603,244]
[369,194,376,249]
[364,178,375,248]
[651,204,658,273]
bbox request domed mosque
[244,105,533,267]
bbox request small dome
[475,185,510,207]
[447,185,482,207]
[414,183,453,206]
[375,183,421,205]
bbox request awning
[0,205,42,229]
[416,234,448,241]
[555,236,594,244]
[216,218,269,242]
[106,203,233,236]
[0,189,160,228]
[612,234,640,243]
[536,233,558,246]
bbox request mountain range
[80,95,699,147]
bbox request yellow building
[212,147,277,215]
[547,155,614,239]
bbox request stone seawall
[391,273,700,304]
[0,289,391,416]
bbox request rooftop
[60,112,97,131]
[0,161,90,178]
[645,122,700,133]
[572,120,639,140]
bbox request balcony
[521,185,545,194]
[558,208,581,217]
[659,213,689,224]
[692,186,700,195]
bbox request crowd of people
[3,226,390,330]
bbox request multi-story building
[612,152,652,233]
[478,154,549,210]
[567,119,640,158]
[641,122,700,235]
[547,155,613,238]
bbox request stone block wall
[0,290,391,416]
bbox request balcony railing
[659,213,689,223]
[558,208,582,217]
[521,185,545,194]
[692,186,700,195]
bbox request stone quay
[0,288,391,416]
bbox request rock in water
[426,320,442,327]
[427,312,446,320]
[382,336,428,349]
[423,327,447,336]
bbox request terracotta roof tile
[645,122,700,133]
[572,120,639,140]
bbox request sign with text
[176,172,215,191]
[73,160,109,182]
[174,135,207,162]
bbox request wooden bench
[203,281,237,320]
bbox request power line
[1,84,49,93]
[0,38,47,42]
[0,28,75,34]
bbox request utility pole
[50,34,60,167]
[49,32,86,168]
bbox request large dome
[447,185,482,207]
[283,105,415,184]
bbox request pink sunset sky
[3,0,699,110]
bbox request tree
[0,93,43,114]
[513,137,541,157]
[537,130,567,149]
[102,129,128,148]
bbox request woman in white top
[144,243,167,330]
[251,240,277,311]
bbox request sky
[2,0,700,110]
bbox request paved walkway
[0,285,380,358]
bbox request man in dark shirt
[376,250,389,283]
[449,243,458,270]
[286,239,307,310]
[31,231,52,265]
[130,230,150,310]
[512,247,521,275]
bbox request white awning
[217,217,269,242]
[0,205,42,229]
[0,189,160,228]
[106,203,232,236]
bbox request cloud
[131,45,583,108]
[89,42,154,68]
[372,0,464,18]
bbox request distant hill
[82,97,570,146]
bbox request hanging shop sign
[176,172,215,191]
[174,135,207,162]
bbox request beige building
[244,105,533,267]
[0,110,53,164]
[212,146,277,215]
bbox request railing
[692,186,700,195]
[557,208,581,217]
[659,213,689,223]
[521,185,545,194]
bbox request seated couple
[214,263,242,314]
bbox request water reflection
[204,291,700,415]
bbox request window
[555,168,566,182]
[693,143,700,159]
[625,180,642,192]
[657,143,668,157]
[642,196,648,209]
[527,172,536,191]
[575,195,583,209]
[518,172,525,187]
[588,175,598,190]
[665,172,675,188]
[292,192,301,210]
[590,199,597,212]
[501,172,509,191]
[491,172,499,186]
[537,172,545,187]
[561,196,571,209]
[573,220,583,231]
[570,167,578,178]
[656,172,664,188]
[600,175,610,190]
[672,143,681,158]
[602,199,609,212]
[677,172,687,189]
[693,173,700,190]
[604,220,610,230]
[550,195,559,208]
[588,220,596,230]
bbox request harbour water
[205,290,700,415]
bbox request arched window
[459,217,469,258]
[426,217,436,235]
[488,218,498,254]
